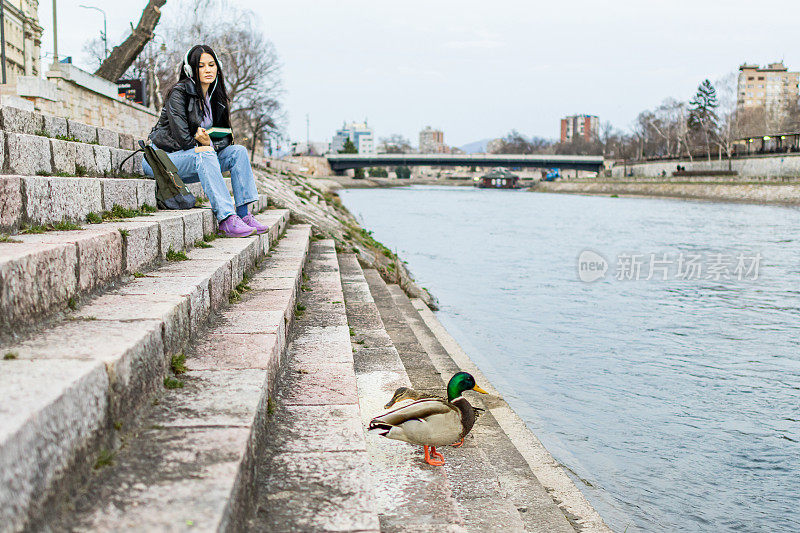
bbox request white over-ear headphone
[182,47,194,78]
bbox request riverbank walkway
[0,104,608,532]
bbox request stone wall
[267,156,333,176]
[534,180,800,204]
[9,65,158,139]
[612,154,800,178]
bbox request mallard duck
[368,372,488,466]
[383,384,486,447]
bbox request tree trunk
[146,65,163,112]
[250,124,258,163]
[94,0,167,83]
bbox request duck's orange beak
[472,385,489,394]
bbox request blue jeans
[142,145,259,221]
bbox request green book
[206,127,232,139]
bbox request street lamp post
[79,4,107,59]
[50,0,60,71]
[1,0,7,84]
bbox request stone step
[248,243,379,532]
[0,173,253,233]
[1,131,143,177]
[0,207,210,330]
[0,105,135,149]
[48,225,312,533]
[0,184,271,329]
[409,298,612,533]
[337,254,465,532]
[1,174,156,232]
[0,213,293,532]
[364,270,576,532]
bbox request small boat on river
[474,168,523,189]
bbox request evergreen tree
[393,166,412,179]
[339,138,358,154]
[338,138,362,177]
[688,79,720,159]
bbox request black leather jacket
[148,78,233,153]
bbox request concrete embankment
[610,153,800,178]
[533,180,800,205]
[323,175,477,189]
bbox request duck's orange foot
[424,445,445,466]
[451,438,464,448]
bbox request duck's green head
[447,372,488,401]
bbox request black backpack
[121,140,195,210]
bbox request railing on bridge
[325,153,605,172]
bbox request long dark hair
[174,44,231,126]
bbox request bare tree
[631,111,651,160]
[715,72,741,161]
[95,0,167,82]
[379,134,412,153]
[656,98,689,158]
[235,96,283,162]
[780,99,800,132]
[82,37,106,71]
[493,130,553,154]
[599,120,614,156]
[108,0,283,143]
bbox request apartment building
[0,0,43,82]
[332,121,375,154]
[737,62,800,111]
[419,126,447,153]
[560,114,599,143]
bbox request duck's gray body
[384,386,439,409]
[368,396,478,447]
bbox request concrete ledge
[534,180,800,205]
[0,213,295,532]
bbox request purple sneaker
[241,213,269,235]
[218,215,256,238]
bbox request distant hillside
[459,138,492,154]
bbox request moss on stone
[166,248,188,261]
[163,376,184,389]
[93,449,115,469]
[170,353,188,375]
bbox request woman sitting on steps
[143,44,268,238]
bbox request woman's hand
[194,145,214,153]
[194,127,211,146]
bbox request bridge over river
[326,153,605,173]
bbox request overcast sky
[40,0,800,147]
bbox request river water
[338,185,800,532]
